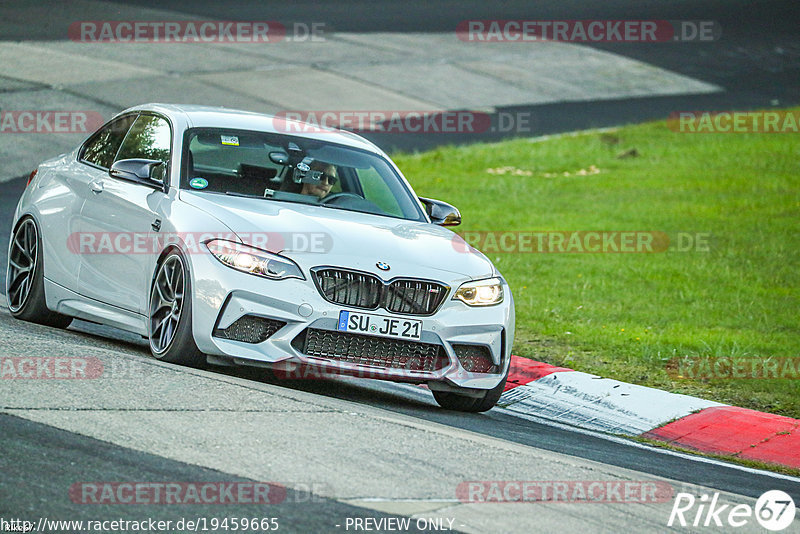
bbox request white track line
[499,402,800,484]
[383,380,800,483]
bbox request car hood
[180,191,495,281]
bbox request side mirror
[109,159,167,192]
[419,197,461,227]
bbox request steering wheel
[320,192,364,204]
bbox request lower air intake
[213,315,285,344]
[295,328,448,372]
[452,344,497,373]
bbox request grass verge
[393,109,800,418]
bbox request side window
[115,115,172,182]
[80,115,137,169]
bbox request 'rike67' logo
[669,490,796,531]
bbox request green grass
[392,110,800,418]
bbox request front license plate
[338,310,422,341]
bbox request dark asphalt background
[0,414,447,533]
[1,0,798,152]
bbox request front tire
[432,374,507,413]
[148,252,205,368]
[6,217,72,328]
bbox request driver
[301,161,337,199]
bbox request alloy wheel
[149,255,186,354]
[7,219,38,313]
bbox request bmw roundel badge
[376,262,390,271]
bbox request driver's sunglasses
[317,172,338,185]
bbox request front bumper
[189,252,515,390]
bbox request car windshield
[181,128,426,221]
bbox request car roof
[118,103,384,155]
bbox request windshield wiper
[224,191,268,200]
[222,190,319,206]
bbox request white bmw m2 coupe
[7,104,514,411]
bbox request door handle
[89,180,104,194]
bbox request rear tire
[432,373,507,413]
[6,217,72,328]
[148,252,206,368]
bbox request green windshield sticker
[189,177,209,190]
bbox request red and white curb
[501,356,800,469]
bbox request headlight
[453,277,504,306]
[205,240,304,280]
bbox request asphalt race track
[2,308,799,532]
[1,1,799,533]
[0,0,797,156]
